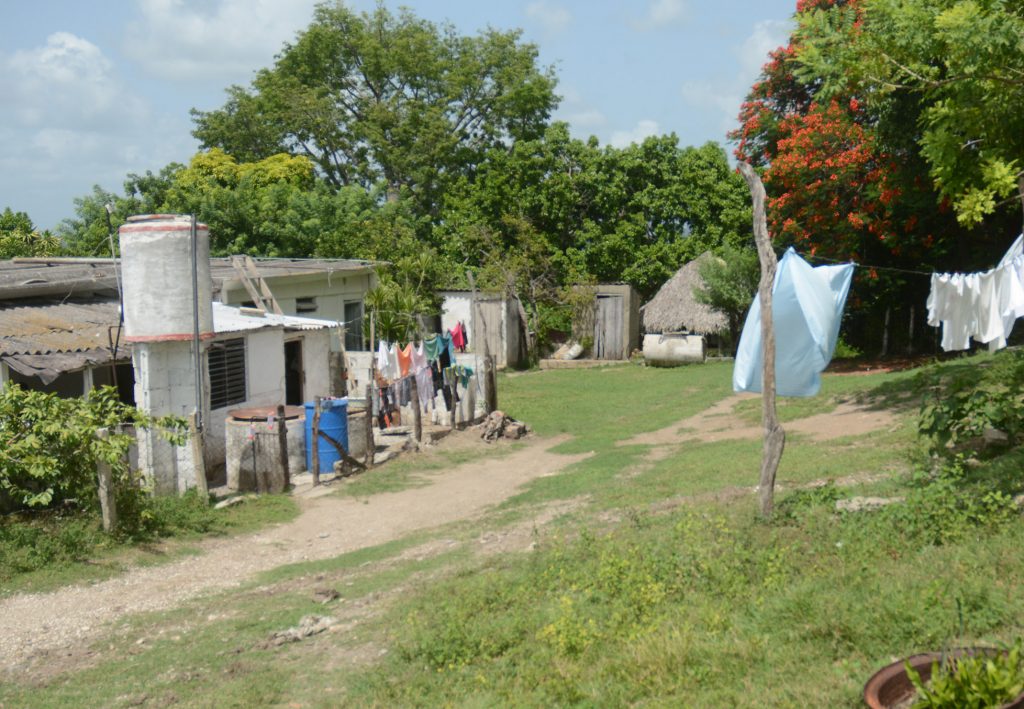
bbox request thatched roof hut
[641,252,729,334]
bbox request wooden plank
[95,428,117,533]
[243,255,283,315]
[276,404,290,490]
[311,396,321,486]
[230,256,267,311]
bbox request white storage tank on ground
[118,214,213,342]
[643,333,706,366]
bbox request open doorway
[284,339,304,406]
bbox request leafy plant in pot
[863,642,1024,708]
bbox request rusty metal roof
[0,256,377,300]
[0,299,123,356]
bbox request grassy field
[5,357,1024,707]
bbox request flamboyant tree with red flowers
[730,0,1000,352]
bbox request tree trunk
[906,306,915,357]
[881,306,891,358]
[738,162,785,520]
[1019,174,1024,233]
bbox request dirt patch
[474,497,589,557]
[0,432,589,678]
[621,394,901,454]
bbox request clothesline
[802,253,932,277]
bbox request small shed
[438,290,527,368]
[641,252,729,336]
[576,284,640,360]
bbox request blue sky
[1,1,796,230]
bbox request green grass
[0,494,298,597]
[9,356,1024,707]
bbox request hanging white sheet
[733,248,855,397]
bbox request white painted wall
[0,361,8,391]
[132,340,205,495]
[301,329,332,398]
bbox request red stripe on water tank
[119,224,209,233]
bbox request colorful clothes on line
[450,321,467,351]
[412,342,427,371]
[424,335,441,362]
[440,333,457,363]
[397,343,413,377]
[376,340,393,379]
[416,366,434,412]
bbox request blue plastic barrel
[305,398,348,473]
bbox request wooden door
[594,295,623,359]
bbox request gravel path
[0,432,586,674]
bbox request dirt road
[0,432,588,674]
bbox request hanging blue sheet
[733,248,854,397]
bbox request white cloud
[525,1,571,34]
[566,109,607,129]
[633,0,688,30]
[0,32,191,229]
[123,0,319,83]
[680,82,742,135]
[5,32,144,131]
[679,18,793,141]
[737,19,792,82]
[609,119,660,148]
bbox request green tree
[797,0,1024,227]
[57,165,181,256]
[693,246,760,351]
[0,207,60,259]
[192,2,558,222]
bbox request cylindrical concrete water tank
[118,214,214,342]
[225,405,305,492]
[643,333,706,366]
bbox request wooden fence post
[276,404,290,489]
[311,396,321,486]
[410,373,422,445]
[738,161,785,520]
[364,384,375,467]
[485,355,498,414]
[188,412,208,502]
[95,428,117,533]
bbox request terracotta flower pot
[863,648,1024,708]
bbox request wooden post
[276,404,290,490]
[188,412,208,502]
[907,306,915,357]
[485,355,498,414]
[410,371,422,444]
[311,396,321,486]
[96,428,117,533]
[364,384,375,467]
[738,161,785,520]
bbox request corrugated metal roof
[0,257,376,299]
[0,300,335,363]
[0,300,124,356]
[212,303,336,332]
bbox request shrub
[919,350,1024,456]
[0,384,185,512]
[908,640,1024,708]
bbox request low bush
[919,349,1024,455]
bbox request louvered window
[208,338,246,409]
